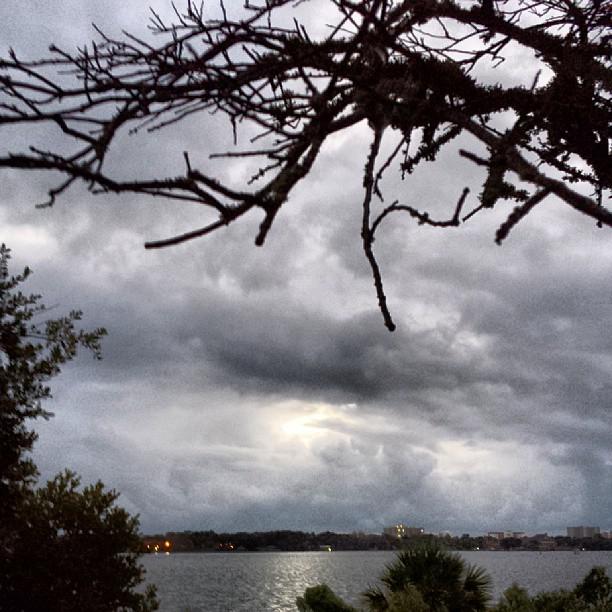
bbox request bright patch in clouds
[2,213,59,263]
[278,401,355,447]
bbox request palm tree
[363,543,491,612]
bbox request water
[141,550,612,611]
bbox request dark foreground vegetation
[0,245,158,611]
[297,544,612,611]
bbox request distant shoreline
[141,531,612,554]
[143,548,612,554]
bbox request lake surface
[141,550,612,611]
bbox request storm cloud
[2,1,611,537]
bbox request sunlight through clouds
[0,212,59,264]
[277,402,356,448]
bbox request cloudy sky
[2,1,611,536]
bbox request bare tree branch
[0,0,609,329]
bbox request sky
[2,1,611,537]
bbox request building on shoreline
[487,531,527,540]
[567,526,600,538]
[383,524,424,539]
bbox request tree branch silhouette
[0,0,609,328]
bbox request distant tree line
[433,533,612,552]
[143,530,612,553]
[553,535,612,552]
[148,530,396,552]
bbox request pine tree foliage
[0,246,157,612]
[0,1,609,328]
[0,243,106,521]
[6,470,158,612]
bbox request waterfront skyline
[2,1,612,536]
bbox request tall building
[383,524,424,538]
[383,524,407,538]
[406,527,425,537]
[567,526,600,538]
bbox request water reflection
[142,550,612,612]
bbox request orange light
[164,540,171,548]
